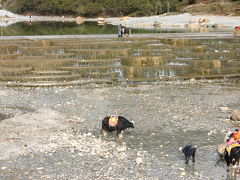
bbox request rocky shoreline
[0,81,239,179]
[1,9,239,30]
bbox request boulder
[217,143,226,157]
[97,17,105,22]
[153,21,163,27]
[212,24,223,29]
[76,16,84,24]
[189,19,196,23]
[186,23,200,28]
[136,157,143,165]
[97,17,106,25]
[198,18,211,28]
[199,18,210,23]
[120,16,130,21]
[230,109,240,121]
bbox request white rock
[194,172,199,176]
[36,167,44,170]
[107,166,113,172]
[137,151,142,157]
[180,172,186,176]
[220,107,230,112]
[117,146,127,152]
[136,157,143,165]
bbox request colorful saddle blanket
[109,115,118,127]
[226,144,240,156]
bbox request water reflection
[0,21,116,36]
[0,21,234,36]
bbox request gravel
[0,81,239,179]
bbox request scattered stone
[189,19,196,23]
[120,16,131,21]
[220,107,230,112]
[230,109,240,121]
[180,172,186,176]
[36,167,44,170]
[118,178,125,180]
[76,16,84,24]
[208,130,217,136]
[153,21,163,27]
[194,172,200,176]
[199,18,210,23]
[137,151,143,157]
[117,146,127,153]
[136,157,143,166]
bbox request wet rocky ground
[0,80,240,179]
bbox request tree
[1,0,202,17]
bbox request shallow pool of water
[0,21,233,36]
[0,82,239,179]
[0,35,239,87]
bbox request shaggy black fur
[224,146,240,167]
[102,116,134,137]
[182,146,196,164]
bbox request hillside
[183,0,240,16]
[1,0,240,17]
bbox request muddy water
[0,81,239,179]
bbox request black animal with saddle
[121,27,131,37]
[102,115,134,138]
[224,145,240,167]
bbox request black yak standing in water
[102,115,134,138]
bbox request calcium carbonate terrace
[0,34,239,87]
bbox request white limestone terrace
[0,9,77,27]
[106,13,240,29]
[0,9,26,19]
[0,9,239,29]
[0,9,28,27]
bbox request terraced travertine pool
[0,35,239,87]
[0,34,240,179]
